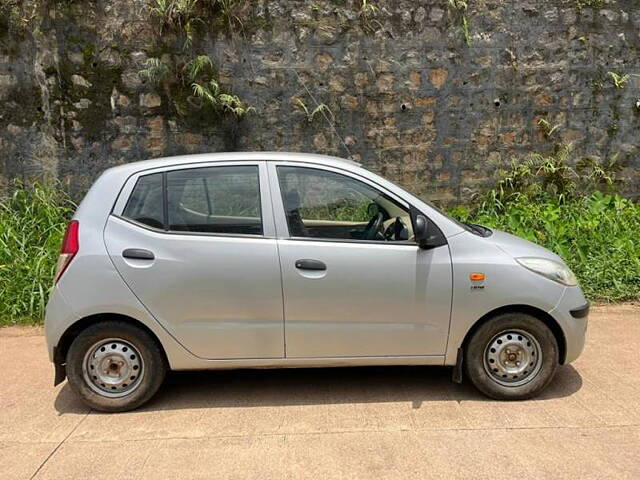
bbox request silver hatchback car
[45,152,589,412]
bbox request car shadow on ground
[54,364,583,414]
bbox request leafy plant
[184,54,214,80]
[295,98,334,123]
[143,1,254,118]
[358,0,382,34]
[574,0,604,8]
[138,54,254,117]
[447,0,471,46]
[214,0,245,32]
[537,118,561,139]
[148,0,202,48]
[0,182,74,325]
[485,143,621,206]
[139,57,171,85]
[607,71,630,89]
[0,0,38,37]
[148,0,247,41]
[184,55,254,117]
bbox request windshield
[359,164,491,237]
[423,199,491,236]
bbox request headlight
[516,257,578,286]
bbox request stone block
[140,93,161,109]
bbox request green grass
[0,182,74,325]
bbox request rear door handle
[295,259,326,271]
[122,248,155,260]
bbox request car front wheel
[464,312,559,400]
[66,321,166,412]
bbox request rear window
[121,166,263,236]
[122,173,164,229]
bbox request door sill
[172,355,446,371]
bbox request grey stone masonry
[1,0,639,203]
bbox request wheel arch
[461,304,567,365]
[54,313,169,371]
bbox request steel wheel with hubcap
[465,312,559,400]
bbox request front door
[104,162,284,360]
[270,164,452,358]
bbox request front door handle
[122,248,155,260]
[295,259,326,271]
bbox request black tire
[464,312,559,400]
[66,321,166,412]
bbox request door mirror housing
[410,207,447,249]
[413,214,429,248]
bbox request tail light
[55,220,79,284]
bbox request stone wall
[1,0,639,204]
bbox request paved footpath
[1,304,639,479]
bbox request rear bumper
[44,287,77,362]
[549,286,589,364]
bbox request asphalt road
[1,304,639,479]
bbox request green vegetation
[186,55,254,116]
[142,0,254,119]
[149,0,201,48]
[147,0,247,46]
[0,182,74,325]
[0,0,38,38]
[300,201,370,223]
[139,54,253,118]
[447,0,471,46]
[607,72,630,89]
[574,0,604,8]
[139,57,172,85]
[537,118,561,139]
[358,0,381,34]
[450,145,640,302]
[294,98,334,123]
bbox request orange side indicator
[470,273,485,281]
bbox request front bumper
[549,286,589,364]
[570,303,590,319]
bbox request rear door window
[166,166,262,235]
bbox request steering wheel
[384,217,409,241]
[363,211,384,240]
[394,217,409,240]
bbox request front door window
[277,166,414,242]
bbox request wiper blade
[464,222,492,237]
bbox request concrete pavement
[1,304,639,479]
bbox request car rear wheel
[464,312,559,400]
[66,321,166,412]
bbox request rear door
[104,161,284,360]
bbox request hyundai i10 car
[45,152,589,412]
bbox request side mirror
[414,214,429,248]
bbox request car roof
[103,152,361,177]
